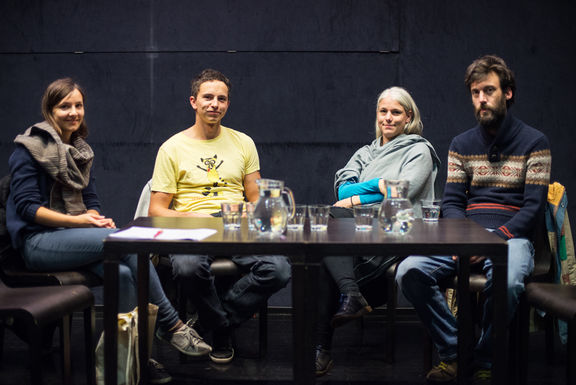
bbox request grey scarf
[14,121,94,215]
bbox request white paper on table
[108,226,217,241]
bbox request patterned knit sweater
[442,113,551,240]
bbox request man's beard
[475,98,507,129]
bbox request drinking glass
[221,202,243,230]
[308,205,331,231]
[421,199,441,223]
[287,205,307,231]
[353,205,374,231]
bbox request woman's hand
[75,213,116,228]
[35,206,116,228]
[333,196,356,208]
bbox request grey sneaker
[426,360,457,383]
[157,320,212,356]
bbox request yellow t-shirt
[151,126,260,214]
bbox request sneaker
[315,346,333,377]
[426,360,457,383]
[148,358,172,384]
[157,320,212,356]
[472,368,491,385]
[209,329,235,364]
[331,293,373,328]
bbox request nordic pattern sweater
[442,113,551,241]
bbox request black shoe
[148,358,172,384]
[315,346,333,377]
[209,328,235,364]
[331,293,373,328]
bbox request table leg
[456,255,472,385]
[291,254,317,385]
[104,257,119,385]
[137,253,150,384]
[492,254,508,385]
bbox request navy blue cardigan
[7,144,101,249]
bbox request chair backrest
[530,210,555,283]
[134,179,152,219]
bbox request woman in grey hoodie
[315,86,440,376]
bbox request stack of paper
[108,226,217,241]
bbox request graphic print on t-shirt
[196,154,228,196]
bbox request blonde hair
[374,86,423,139]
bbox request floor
[0,309,568,385]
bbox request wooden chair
[518,283,576,385]
[0,277,95,385]
[0,174,100,383]
[516,184,575,385]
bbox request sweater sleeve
[337,178,382,200]
[81,166,102,213]
[493,141,551,240]
[441,140,469,219]
[9,146,47,223]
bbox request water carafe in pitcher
[378,180,414,235]
[253,179,295,236]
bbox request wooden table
[103,217,508,385]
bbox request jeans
[395,237,534,366]
[170,254,291,330]
[23,228,180,332]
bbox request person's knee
[395,258,419,286]
[256,257,291,289]
[171,255,210,279]
[118,264,135,286]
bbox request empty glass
[245,202,256,230]
[287,205,307,231]
[308,205,331,231]
[221,202,243,230]
[353,205,374,231]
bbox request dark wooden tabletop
[104,216,507,258]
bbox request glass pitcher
[378,180,414,235]
[253,179,295,236]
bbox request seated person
[396,55,551,384]
[7,78,211,384]
[316,86,440,375]
[149,69,291,364]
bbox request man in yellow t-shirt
[149,69,291,364]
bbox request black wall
[1,0,575,230]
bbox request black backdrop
[1,1,575,284]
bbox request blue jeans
[395,237,534,367]
[170,254,291,330]
[23,228,180,332]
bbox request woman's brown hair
[41,78,88,139]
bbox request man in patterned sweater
[396,55,551,384]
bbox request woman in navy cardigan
[6,78,212,368]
